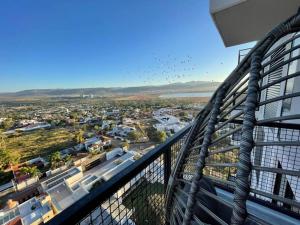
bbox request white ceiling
[210,0,300,47]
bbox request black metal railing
[46,125,190,225]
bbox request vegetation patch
[4,128,75,162]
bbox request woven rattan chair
[166,9,300,225]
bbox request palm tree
[28,166,40,177]
[20,166,40,177]
[74,130,84,144]
[50,151,62,169]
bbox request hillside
[0,81,221,98]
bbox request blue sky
[0,0,254,92]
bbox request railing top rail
[45,124,191,225]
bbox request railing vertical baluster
[164,145,172,192]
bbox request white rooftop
[48,182,88,212]
[18,197,52,225]
[102,159,135,181]
[41,167,82,190]
[93,151,135,178]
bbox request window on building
[264,45,285,119]
[283,37,300,116]
[282,78,294,115]
[291,35,300,58]
[288,59,299,75]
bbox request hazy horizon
[0,80,221,94]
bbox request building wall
[15,176,39,191]
[65,170,84,187]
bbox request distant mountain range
[0,81,221,97]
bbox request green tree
[128,131,142,142]
[122,141,130,150]
[146,127,167,143]
[146,127,155,141]
[69,112,79,120]
[128,131,139,141]
[74,130,84,144]
[94,125,101,132]
[50,121,56,127]
[50,151,62,169]
[20,166,40,177]
[155,131,167,143]
[179,111,188,117]
[0,148,11,171]
[1,118,13,130]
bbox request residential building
[153,113,187,133]
[41,167,83,191]
[0,195,55,225]
[110,125,136,137]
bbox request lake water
[160,92,214,98]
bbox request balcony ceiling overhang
[210,0,300,47]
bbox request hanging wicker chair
[166,9,300,225]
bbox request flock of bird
[136,55,194,84]
[121,54,223,85]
